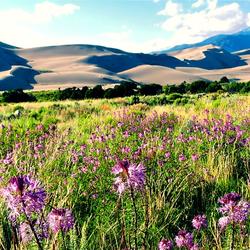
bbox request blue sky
[0,0,250,52]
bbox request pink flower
[179,154,186,162]
[191,154,199,161]
[158,239,173,250]
[112,160,145,195]
[175,230,197,249]
[48,208,74,233]
[165,152,171,159]
[218,216,230,230]
[192,214,207,230]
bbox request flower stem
[22,202,43,250]
[130,187,138,250]
[230,224,235,250]
[142,189,149,250]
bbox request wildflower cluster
[0,103,249,249]
[1,175,46,222]
[1,175,74,247]
[218,192,250,230]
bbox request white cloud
[158,0,183,16]
[0,1,79,47]
[159,1,250,48]
[192,0,205,8]
[207,0,218,10]
[34,1,80,23]
[0,1,79,24]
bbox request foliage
[2,89,37,103]
[0,79,249,104]
[0,95,249,249]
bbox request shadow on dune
[0,45,40,91]
[85,53,187,73]
[0,46,29,72]
[184,48,247,70]
[0,67,40,91]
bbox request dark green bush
[58,87,88,100]
[186,80,210,93]
[219,76,230,83]
[2,89,36,103]
[139,84,162,95]
[85,85,104,99]
[223,81,250,93]
[205,82,223,93]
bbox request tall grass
[0,94,249,249]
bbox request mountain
[160,28,250,53]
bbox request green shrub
[167,93,183,101]
[2,89,36,103]
[139,83,162,96]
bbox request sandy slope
[169,45,247,70]
[119,65,205,85]
[0,45,127,90]
[169,45,217,60]
[0,43,250,90]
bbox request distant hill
[160,28,250,53]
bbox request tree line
[1,77,249,103]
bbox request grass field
[0,94,249,249]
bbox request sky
[0,0,250,52]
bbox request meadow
[0,93,249,249]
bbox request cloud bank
[0,1,79,47]
[158,0,250,47]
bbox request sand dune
[169,45,217,60]
[0,42,249,91]
[169,45,246,70]
[0,66,39,91]
[119,65,204,85]
[0,46,28,72]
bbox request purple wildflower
[192,214,207,230]
[218,192,241,206]
[165,152,171,159]
[112,160,145,194]
[19,220,48,243]
[190,243,199,250]
[231,200,250,223]
[158,239,173,250]
[191,154,199,161]
[1,176,46,222]
[175,230,196,249]
[218,216,231,230]
[19,222,33,243]
[47,208,74,233]
[179,154,186,162]
[218,192,250,230]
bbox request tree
[2,89,36,103]
[139,84,162,96]
[219,76,230,83]
[85,85,104,99]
